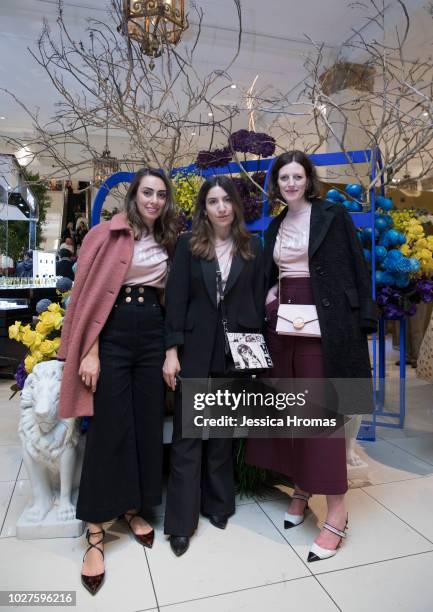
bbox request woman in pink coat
[58,168,177,595]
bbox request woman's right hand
[163,348,181,391]
[79,348,100,393]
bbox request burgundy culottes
[245,277,348,495]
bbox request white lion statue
[18,360,81,523]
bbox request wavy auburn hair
[190,176,253,261]
[268,150,321,207]
[124,167,177,254]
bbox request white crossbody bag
[275,234,321,338]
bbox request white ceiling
[0,0,431,178]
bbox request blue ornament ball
[363,248,371,262]
[383,229,401,247]
[375,246,387,262]
[56,276,73,293]
[376,195,394,211]
[409,258,421,273]
[395,257,412,274]
[382,272,396,285]
[35,298,52,314]
[382,214,394,228]
[345,183,363,199]
[350,201,363,212]
[342,199,352,210]
[326,189,345,202]
[362,227,379,245]
[375,271,386,285]
[375,217,388,233]
[394,274,410,288]
[397,232,406,246]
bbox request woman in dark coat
[163,175,264,557]
[246,151,376,563]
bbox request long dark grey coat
[265,198,377,381]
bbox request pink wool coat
[58,213,134,418]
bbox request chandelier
[122,1,188,67]
[93,117,120,187]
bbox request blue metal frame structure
[92,148,406,441]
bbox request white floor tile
[0,405,20,445]
[364,474,433,542]
[1,479,31,538]
[384,434,433,466]
[0,481,14,528]
[257,488,432,574]
[317,551,433,612]
[356,439,433,485]
[0,526,157,612]
[0,446,22,482]
[147,502,309,606]
[162,576,338,612]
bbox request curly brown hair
[268,150,321,207]
[124,168,177,255]
[190,176,253,261]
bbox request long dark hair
[268,150,321,207]
[190,175,253,261]
[124,167,177,254]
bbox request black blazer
[165,233,264,378]
[265,199,377,381]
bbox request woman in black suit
[163,175,264,556]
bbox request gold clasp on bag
[293,317,305,330]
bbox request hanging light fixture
[93,114,120,187]
[122,1,188,68]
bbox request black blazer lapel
[264,207,287,287]
[309,199,335,259]
[200,258,218,307]
[224,251,244,296]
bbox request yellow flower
[8,321,22,341]
[35,320,51,336]
[39,339,57,357]
[400,244,411,257]
[37,311,63,334]
[47,302,64,315]
[52,336,61,351]
[24,354,39,373]
[21,328,42,350]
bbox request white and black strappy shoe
[284,492,311,529]
[307,518,348,562]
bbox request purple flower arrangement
[376,278,433,318]
[228,130,276,158]
[14,360,27,391]
[195,147,232,170]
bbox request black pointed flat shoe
[209,515,228,530]
[81,528,105,596]
[169,535,189,557]
[123,512,155,549]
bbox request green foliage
[23,170,50,247]
[234,439,268,497]
[0,171,50,265]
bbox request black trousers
[164,311,236,537]
[76,287,165,523]
[164,392,235,537]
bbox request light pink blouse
[274,205,311,278]
[215,235,234,296]
[124,231,168,288]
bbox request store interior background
[1,1,433,611]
